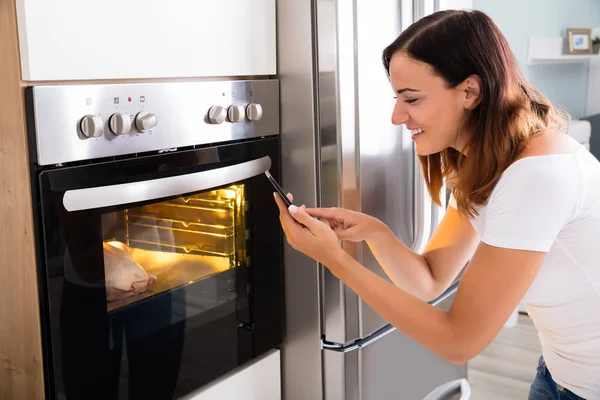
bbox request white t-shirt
[449,146,600,400]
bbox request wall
[474,0,600,119]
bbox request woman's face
[388,52,477,155]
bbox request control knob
[109,112,132,135]
[135,111,157,132]
[228,105,246,123]
[80,115,104,138]
[246,103,263,121]
[208,106,227,124]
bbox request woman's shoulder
[516,128,581,159]
[488,133,589,211]
[499,130,586,182]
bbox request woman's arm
[366,206,479,301]
[331,241,544,364]
[276,195,545,365]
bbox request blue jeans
[528,356,586,400]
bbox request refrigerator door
[276,1,325,399]
[319,0,467,399]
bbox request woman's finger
[303,207,341,219]
[288,205,324,235]
[336,225,360,241]
[274,193,305,229]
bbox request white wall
[474,0,600,118]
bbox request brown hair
[382,10,566,217]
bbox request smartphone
[265,170,293,207]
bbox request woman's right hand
[302,207,384,242]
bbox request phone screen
[265,170,292,207]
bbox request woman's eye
[404,98,418,104]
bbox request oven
[25,80,284,400]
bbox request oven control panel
[27,80,280,166]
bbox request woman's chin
[414,145,437,157]
[414,141,447,157]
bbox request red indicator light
[128,97,132,102]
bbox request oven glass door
[35,138,283,400]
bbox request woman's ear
[460,74,482,110]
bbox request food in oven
[103,241,157,301]
[103,185,248,312]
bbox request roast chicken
[103,241,157,301]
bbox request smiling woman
[275,9,600,400]
[382,11,565,218]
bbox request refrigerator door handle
[430,181,447,234]
[321,281,460,352]
[411,154,432,254]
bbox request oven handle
[63,156,272,212]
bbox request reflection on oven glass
[101,184,248,312]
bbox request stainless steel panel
[318,0,465,398]
[316,0,361,398]
[357,0,466,395]
[361,325,467,400]
[278,0,463,398]
[316,0,415,398]
[62,156,271,211]
[355,0,411,339]
[31,80,279,165]
[276,0,324,399]
[360,287,467,399]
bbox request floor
[468,313,541,400]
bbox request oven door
[35,137,283,400]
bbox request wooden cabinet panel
[0,0,44,399]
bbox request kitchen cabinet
[0,0,44,398]
[182,350,281,400]
[15,0,276,81]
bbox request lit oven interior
[101,184,248,312]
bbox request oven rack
[161,201,232,214]
[126,215,235,236]
[126,238,236,258]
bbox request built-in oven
[25,80,284,400]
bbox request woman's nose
[391,109,409,126]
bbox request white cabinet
[15,0,276,81]
[181,349,281,400]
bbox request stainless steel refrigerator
[276,0,468,399]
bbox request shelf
[528,36,600,65]
[529,55,600,65]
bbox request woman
[274,9,600,400]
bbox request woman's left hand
[273,192,345,269]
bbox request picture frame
[567,28,593,54]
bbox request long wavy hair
[382,10,566,217]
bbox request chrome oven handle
[62,155,272,212]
